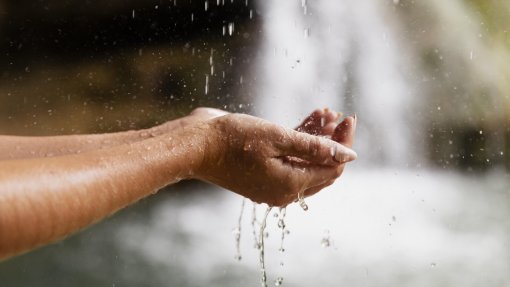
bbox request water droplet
[205,75,209,95]
[321,230,331,247]
[228,22,235,36]
[204,0,209,11]
[430,262,437,268]
[132,9,135,19]
[303,28,310,38]
[274,277,284,286]
[298,192,308,211]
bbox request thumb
[279,130,357,166]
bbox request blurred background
[0,0,509,286]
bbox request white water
[255,0,419,166]
[114,168,510,286]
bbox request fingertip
[332,144,357,163]
[312,109,324,117]
[324,110,337,123]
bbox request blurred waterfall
[255,0,421,166]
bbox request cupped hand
[194,113,357,206]
[300,111,357,198]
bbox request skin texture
[0,107,228,160]
[0,107,356,261]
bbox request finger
[321,122,337,136]
[331,115,357,148]
[296,109,323,134]
[306,163,344,187]
[323,109,338,124]
[303,178,336,197]
[304,162,344,195]
[278,130,357,166]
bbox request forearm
[0,125,205,260]
[0,119,186,161]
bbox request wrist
[188,117,225,181]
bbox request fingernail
[332,145,357,163]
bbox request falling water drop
[132,9,135,19]
[228,22,235,36]
[298,191,308,211]
[303,28,310,38]
[204,0,209,11]
[205,75,209,95]
[321,230,331,248]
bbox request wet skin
[0,107,356,260]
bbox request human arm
[0,112,356,260]
[0,107,227,160]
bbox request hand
[295,108,357,197]
[194,113,357,206]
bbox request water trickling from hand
[297,191,308,211]
[258,206,272,287]
[233,198,246,261]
